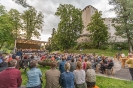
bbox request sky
[0,0,115,41]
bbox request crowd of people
[0,49,118,88]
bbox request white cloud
[0,0,115,41]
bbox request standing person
[60,63,75,88]
[73,61,87,88]
[126,56,133,80]
[26,60,42,88]
[59,57,66,73]
[0,59,22,88]
[45,62,61,88]
[86,62,96,88]
[16,49,23,60]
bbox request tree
[109,0,133,52]
[54,4,83,51]
[0,4,6,15]
[8,9,22,39]
[87,11,108,49]
[22,7,44,39]
[0,5,14,49]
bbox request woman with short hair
[73,61,87,88]
[60,62,75,88]
[26,60,42,88]
[86,62,96,88]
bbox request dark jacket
[107,61,114,69]
[0,62,8,72]
[59,60,66,73]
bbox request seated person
[60,63,75,88]
[0,59,22,88]
[100,58,114,74]
[86,62,96,88]
[26,60,42,88]
[45,62,61,88]
[0,57,8,72]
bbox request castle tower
[78,5,97,43]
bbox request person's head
[86,62,92,69]
[51,62,57,69]
[8,59,17,67]
[76,61,82,69]
[84,58,88,62]
[65,63,70,72]
[71,58,74,62]
[3,57,8,62]
[62,56,66,60]
[29,60,37,69]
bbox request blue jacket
[26,68,42,87]
[59,60,66,73]
[60,71,75,88]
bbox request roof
[16,38,47,45]
[82,5,97,12]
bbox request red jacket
[0,68,22,88]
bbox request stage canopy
[16,39,47,49]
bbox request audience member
[45,62,61,88]
[0,54,3,63]
[59,57,66,73]
[26,60,42,88]
[70,58,76,72]
[73,61,87,88]
[0,59,22,88]
[83,58,88,71]
[100,58,114,74]
[0,56,8,72]
[86,62,96,88]
[60,63,75,88]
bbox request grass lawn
[21,66,133,88]
[68,49,128,57]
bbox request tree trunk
[128,38,132,53]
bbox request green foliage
[74,42,94,50]
[8,9,22,39]
[0,5,14,49]
[68,49,128,57]
[22,7,44,39]
[109,42,129,50]
[87,11,108,49]
[0,4,6,15]
[109,0,133,52]
[54,4,83,51]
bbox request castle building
[78,5,126,43]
